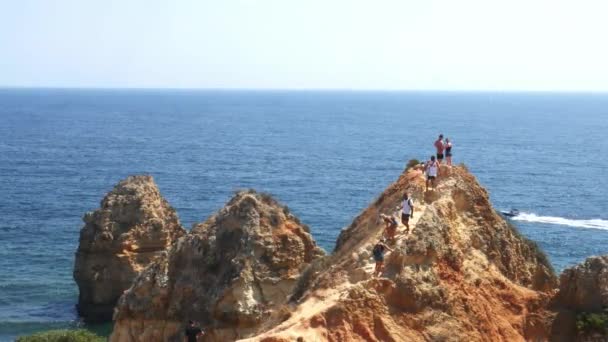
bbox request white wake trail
[511,212,608,230]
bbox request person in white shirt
[425,156,440,191]
[396,192,414,234]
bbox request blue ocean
[1,89,607,340]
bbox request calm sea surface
[1,89,607,340]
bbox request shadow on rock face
[424,190,440,204]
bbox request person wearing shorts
[380,213,399,242]
[445,138,453,166]
[425,156,439,191]
[397,192,414,234]
[372,241,393,277]
[434,134,445,164]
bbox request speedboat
[500,209,520,217]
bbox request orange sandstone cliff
[105,166,608,341]
[244,165,558,342]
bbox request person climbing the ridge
[445,138,453,166]
[434,134,445,165]
[372,240,393,277]
[380,213,399,242]
[185,320,204,342]
[396,192,414,234]
[425,155,440,192]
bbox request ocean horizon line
[1,86,608,95]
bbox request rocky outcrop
[110,190,325,342]
[104,165,608,342]
[557,256,608,312]
[246,165,559,342]
[548,256,608,341]
[73,175,185,322]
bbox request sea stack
[73,175,185,322]
[110,190,325,341]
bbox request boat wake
[511,212,608,230]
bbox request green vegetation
[576,308,608,335]
[405,159,420,170]
[16,329,105,342]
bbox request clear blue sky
[1,0,607,90]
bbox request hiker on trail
[397,192,414,234]
[425,156,440,191]
[380,213,399,242]
[185,320,204,342]
[434,134,445,164]
[445,138,453,166]
[372,240,393,277]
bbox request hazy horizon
[2,0,608,91]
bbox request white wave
[511,212,608,230]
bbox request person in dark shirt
[185,320,204,342]
[372,240,393,277]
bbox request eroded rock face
[73,175,185,322]
[557,256,608,312]
[110,190,325,342]
[546,255,608,341]
[247,165,559,342]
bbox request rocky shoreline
[73,165,608,341]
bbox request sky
[1,0,607,91]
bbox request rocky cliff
[110,190,325,341]
[549,255,608,341]
[245,165,559,342]
[73,175,185,322]
[104,166,608,341]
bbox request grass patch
[16,329,104,342]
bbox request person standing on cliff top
[397,192,414,234]
[185,320,204,342]
[434,134,445,164]
[372,240,393,277]
[445,138,453,166]
[425,156,440,191]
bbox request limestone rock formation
[558,256,608,312]
[73,175,185,322]
[106,165,608,342]
[548,255,608,341]
[246,165,559,342]
[110,190,325,342]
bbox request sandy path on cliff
[240,170,451,342]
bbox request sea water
[1,89,607,340]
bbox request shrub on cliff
[576,308,608,335]
[16,329,104,342]
[405,159,420,170]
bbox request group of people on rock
[372,134,454,277]
[183,135,456,339]
[425,134,454,191]
[373,191,415,276]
